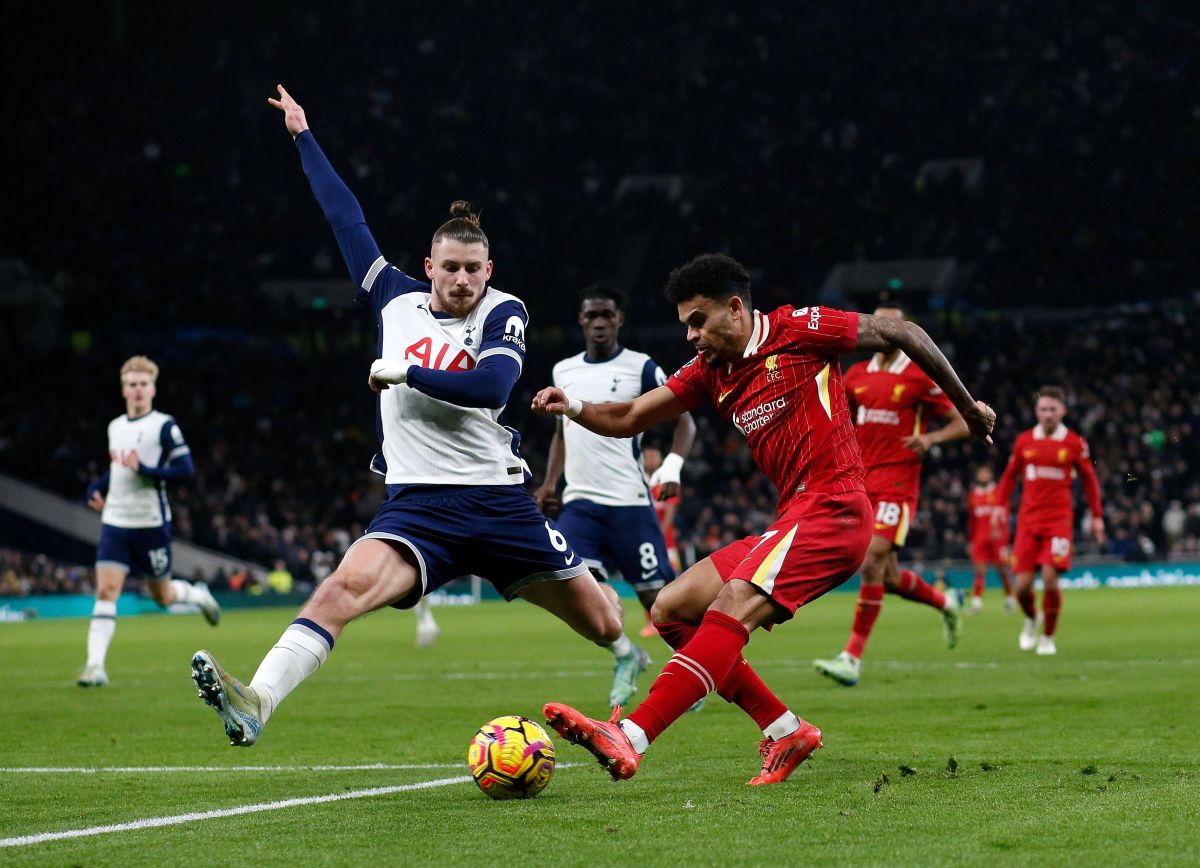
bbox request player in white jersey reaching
[533,284,696,706]
[80,356,219,687]
[190,85,626,746]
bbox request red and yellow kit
[967,482,1009,563]
[843,352,955,546]
[996,424,1102,573]
[666,305,871,616]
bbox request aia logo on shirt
[404,337,475,371]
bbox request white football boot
[1019,613,1043,651]
[1036,635,1058,656]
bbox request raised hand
[267,84,310,137]
[120,449,141,472]
[87,490,105,512]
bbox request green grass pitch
[1,586,1197,865]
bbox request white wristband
[370,358,408,385]
[565,397,584,418]
[656,452,685,485]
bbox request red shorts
[1011,524,1073,573]
[970,536,1009,565]
[709,490,872,619]
[866,487,920,547]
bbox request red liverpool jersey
[666,305,864,512]
[843,351,955,492]
[996,424,1102,531]
[967,482,1009,544]
[650,482,679,549]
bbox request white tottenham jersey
[101,411,189,528]
[358,259,530,486]
[552,348,666,507]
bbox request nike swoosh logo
[564,554,576,565]
[641,569,658,579]
[719,390,732,402]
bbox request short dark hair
[1036,385,1067,405]
[432,200,489,248]
[579,281,626,311]
[664,253,751,306]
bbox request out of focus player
[534,254,994,785]
[80,356,219,687]
[996,386,1103,655]
[967,464,1014,613]
[641,446,683,638]
[533,284,696,704]
[190,86,626,747]
[813,305,968,688]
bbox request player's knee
[862,556,888,586]
[147,582,172,606]
[650,585,690,625]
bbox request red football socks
[656,619,786,731]
[1042,588,1062,635]
[844,583,885,658]
[654,620,697,651]
[892,569,947,610]
[627,610,748,745]
[998,567,1013,595]
[972,571,986,599]
[1017,587,1037,619]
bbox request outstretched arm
[531,384,688,439]
[1076,448,1105,543]
[268,84,384,289]
[856,314,995,443]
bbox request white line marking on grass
[0,775,471,848]
[1,763,580,848]
[0,763,463,774]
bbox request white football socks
[249,622,332,723]
[618,719,649,755]
[85,599,117,668]
[764,710,801,740]
[609,634,634,658]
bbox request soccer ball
[467,715,556,799]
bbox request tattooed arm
[856,314,996,444]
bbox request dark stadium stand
[3,3,1198,588]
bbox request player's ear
[424,256,434,280]
[485,259,494,281]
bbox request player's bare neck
[585,341,620,362]
[877,349,902,366]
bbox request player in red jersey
[531,253,994,785]
[814,305,969,687]
[996,386,1103,655]
[966,464,1014,613]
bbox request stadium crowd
[4,3,1199,591]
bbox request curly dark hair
[663,253,751,305]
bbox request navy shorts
[360,484,590,606]
[557,500,675,592]
[96,523,173,580]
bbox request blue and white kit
[89,411,193,579]
[551,349,674,590]
[296,130,589,602]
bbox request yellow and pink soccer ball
[467,715,556,799]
